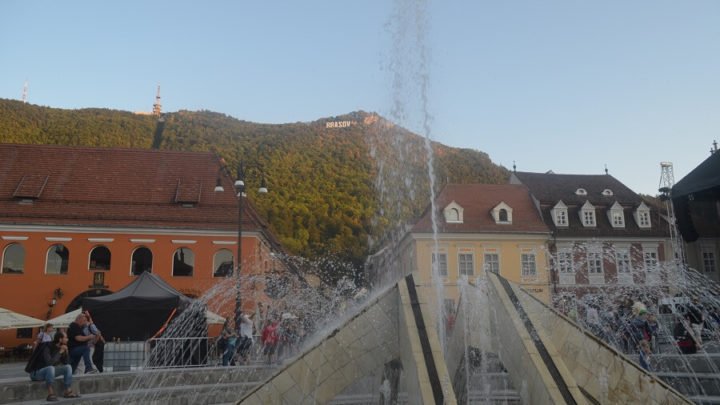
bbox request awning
[0,307,45,330]
[50,308,227,328]
[46,308,83,328]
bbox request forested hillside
[0,98,509,281]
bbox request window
[643,251,658,272]
[89,245,111,270]
[443,201,464,223]
[634,202,652,228]
[45,244,69,275]
[615,250,631,274]
[499,209,508,222]
[484,253,499,273]
[2,243,25,274]
[213,249,234,277]
[16,328,32,339]
[575,188,587,196]
[608,202,625,228]
[587,252,603,274]
[131,246,153,275]
[458,253,474,276]
[602,189,614,196]
[703,251,716,273]
[557,251,573,274]
[580,201,596,227]
[173,248,194,277]
[492,202,513,224]
[432,252,448,276]
[521,253,536,278]
[552,201,568,227]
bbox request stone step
[654,372,720,397]
[688,395,720,405]
[0,366,275,405]
[652,354,720,373]
[5,381,258,405]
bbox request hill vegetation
[0,98,509,283]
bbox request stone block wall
[515,283,692,405]
[239,286,400,404]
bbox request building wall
[409,233,551,307]
[684,238,720,282]
[0,226,275,347]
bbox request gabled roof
[510,171,642,205]
[411,184,548,234]
[0,143,271,234]
[511,170,668,238]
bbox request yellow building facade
[380,184,553,317]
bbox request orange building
[0,143,286,347]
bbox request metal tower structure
[22,79,28,103]
[152,83,162,117]
[658,162,686,265]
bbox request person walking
[67,314,97,374]
[27,331,79,401]
[221,319,237,366]
[262,319,279,364]
[237,313,254,365]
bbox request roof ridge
[0,142,217,156]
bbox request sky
[1,1,718,196]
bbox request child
[638,339,651,371]
[35,324,54,346]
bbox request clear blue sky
[2,1,718,195]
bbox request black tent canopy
[83,272,193,341]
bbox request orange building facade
[0,144,286,347]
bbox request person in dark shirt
[28,331,79,401]
[67,313,97,374]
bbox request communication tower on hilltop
[22,79,28,103]
[658,162,686,265]
[152,83,162,117]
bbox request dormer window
[575,188,588,196]
[602,189,614,196]
[552,201,568,227]
[634,202,651,228]
[607,201,625,228]
[580,201,596,227]
[443,201,464,223]
[491,202,513,224]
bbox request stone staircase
[651,352,720,405]
[0,365,276,405]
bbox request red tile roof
[412,184,549,234]
[0,143,268,233]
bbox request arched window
[499,209,508,222]
[173,247,194,277]
[2,243,25,274]
[213,249,234,277]
[131,246,153,275]
[447,208,459,222]
[89,245,111,270]
[46,244,69,275]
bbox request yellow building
[375,184,552,317]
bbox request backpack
[24,342,49,373]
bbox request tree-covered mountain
[0,98,509,280]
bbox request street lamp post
[215,160,267,334]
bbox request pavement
[0,362,26,381]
